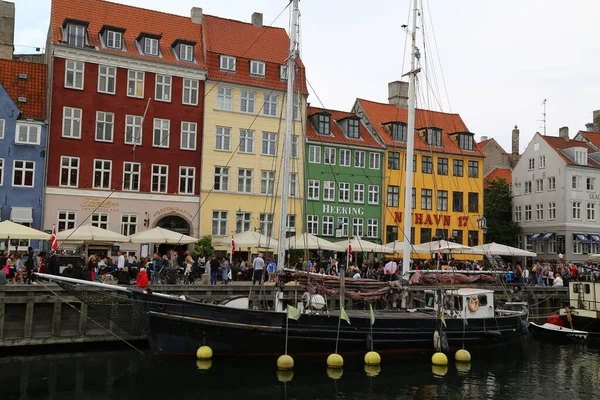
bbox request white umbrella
[217,230,278,249]
[345,236,384,253]
[285,232,342,251]
[458,242,537,257]
[383,240,406,253]
[412,239,472,254]
[129,227,198,244]
[56,224,128,243]
[0,220,51,240]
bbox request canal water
[1,340,599,399]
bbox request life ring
[468,296,480,313]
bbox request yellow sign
[81,198,119,212]
[154,206,193,218]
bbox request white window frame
[92,159,112,189]
[12,160,35,187]
[91,212,109,229]
[67,24,85,48]
[369,153,381,170]
[353,218,364,237]
[290,173,297,197]
[324,147,336,165]
[127,70,144,98]
[151,164,168,193]
[240,90,256,113]
[367,219,378,238]
[572,201,582,220]
[524,205,532,221]
[339,149,351,167]
[57,210,76,232]
[62,107,82,138]
[286,215,296,233]
[309,145,321,163]
[324,181,335,202]
[587,202,596,221]
[548,176,556,191]
[144,37,159,56]
[121,213,138,236]
[263,94,278,116]
[587,177,596,191]
[236,212,252,233]
[124,115,142,145]
[338,217,349,237]
[179,166,195,195]
[307,215,319,235]
[217,87,233,110]
[548,202,556,220]
[219,55,236,72]
[238,168,253,193]
[122,161,141,192]
[183,79,199,105]
[572,175,581,191]
[0,118,4,139]
[153,118,170,148]
[515,205,522,222]
[538,155,546,169]
[179,44,193,62]
[260,170,275,195]
[59,156,79,188]
[354,183,365,204]
[250,60,265,76]
[259,213,274,237]
[528,158,535,170]
[65,59,84,90]
[106,30,122,50]
[354,150,366,168]
[239,129,254,153]
[322,216,334,236]
[308,179,320,200]
[536,203,544,221]
[180,121,197,150]
[215,126,231,151]
[291,135,298,158]
[368,185,379,205]
[95,111,114,142]
[280,65,288,81]
[212,211,228,236]
[524,181,532,194]
[98,65,116,94]
[214,166,230,191]
[15,123,41,145]
[0,158,3,186]
[261,132,277,156]
[536,179,544,193]
[155,74,172,102]
[338,182,350,203]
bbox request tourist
[48,250,59,276]
[117,251,125,270]
[24,247,35,284]
[62,264,74,278]
[87,255,97,281]
[209,255,220,285]
[353,269,361,279]
[221,257,231,284]
[252,253,265,285]
[384,259,398,281]
[184,251,194,276]
[136,267,149,288]
[0,264,6,285]
[553,273,564,287]
[522,265,530,286]
[548,268,555,286]
[267,257,277,282]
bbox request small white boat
[529,322,588,342]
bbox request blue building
[0,58,47,251]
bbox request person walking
[221,257,231,285]
[209,256,220,285]
[252,253,265,285]
[25,247,35,284]
[117,251,125,270]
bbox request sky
[11,0,600,153]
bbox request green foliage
[483,177,521,246]
[286,248,305,266]
[191,235,215,259]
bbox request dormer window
[106,31,122,49]
[144,38,158,55]
[317,114,330,135]
[180,44,193,61]
[458,133,474,150]
[280,65,288,81]
[63,19,89,48]
[250,60,265,77]
[575,149,588,165]
[348,119,360,139]
[390,122,407,142]
[220,55,236,72]
[425,127,442,146]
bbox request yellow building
[200,14,307,256]
[354,88,485,259]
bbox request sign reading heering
[322,204,365,215]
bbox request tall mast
[277,0,300,270]
[401,0,420,278]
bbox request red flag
[51,224,58,250]
[348,237,352,261]
[437,239,442,261]
[231,235,235,255]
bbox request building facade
[304,107,384,244]
[44,0,207,256]
[199,12,307,252]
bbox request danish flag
[51,224,58,251]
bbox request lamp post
[476,216,488,245]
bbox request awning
[529,233,543,241]
[574,233,590,242]
[540,232,555,241]
[10,207,33,223]
[590,234,600,243]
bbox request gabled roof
[0,59,47,120]
[306,106,384,150]
[50,0,206,69]
[478,138,492,148]
[539,134,600,167]
[484,167,512,186]
[575,131,600,151]
[356,98,484,157]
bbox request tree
[191,235,215,259]
[483,177,521,246]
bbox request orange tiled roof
[478,138,492,148]
[50,0,206,69]
[484,167,512,186]
[306,106,384,149]
[0,59,47,120]
[577,131,600,150]
[539,134,600,167]
[356,98,484,157]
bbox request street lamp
[476,216,488,244]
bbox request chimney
[0,1,15,60]
[593,109,600,132]
[559,126,569,141]
[480,136,488,142]
[512,125,519,156]
[586,122,594,132]
[388,81,409,109]
[251,12,263,28]
[190,7,203,24]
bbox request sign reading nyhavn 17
[393,212,470,227]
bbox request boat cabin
[424,288,495,319]
[568,281,600,312]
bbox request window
[286,215,296,233]
[548,202,556,220]
[426,128,442,146]
[339,182,350,202]
[180,121,197,150]
[95,111,114,142]
[67,24,85,47]
[216,87,233,110]
[324,181,335,201]
[307,215,319,235]
[65,59,84,90]
[250,60,265,76]
[260,170,275,195]
[289,173,298,197]
[60,156,79,187]
[515,206,522,222]
[322,216,334,236]
[123,162,140,191]
[587,202,596,221]
[412,187,416,209]
[536,179,544,192]
[575,150,587,165]
[308,180,320,200]
[178,167,195,194]
[0,118,4,139]
[452,229,464,244]
[105,30,122,49]
[151,164,168,193]
[259,213,274,237]
[212,211,228,236]
[91,212,109,229]
[179,43,193,61]
[367,219,378,238]
[422,156,433,174]
[120,214,137,236]
[143,37,159,55]
[573,236,585,255]
[528,158,535,170]
[280,65,288,81]
[391,123,407,141]
[337,217,349,237]
[587,177,595,191]
[468,161,479,178]
[15,123,40,145]
[354,151,366,168]
[421,189,433,210]
[458,133,473,150]
[452,191,463,212]
[57,211,76,232]
[324,147,336,165]
[291,135,299,158]
[353,218,364,237]
[240,90,256,113]
[0,158,3,185]
[573,201,582,220]
[438,158,448,175]
[388,186,400,207]
[525,181,532,194]
[539,155,545,169]
[215,126,231,151]
[420,228,432,244]
[309,145,321,163]
[155,74,172,101]
[262,132,277,156]
[238,168,253,193]
[235,212,252,233]
[437,190,448,211]
[572,175,581,190]
[354,183,364,203]
[525,235,533,251]
[183,79,199,105]
[468,231,479,247]
[98,65,116,94]
[548,177,556,191]
[93,159,111,189]
[548,235,557,254]
[239,129,254,153]
[127,70,144,98]
[214,166,229,191]
[220,55,236,72]
[125,115,142,145]
[368,185,379,204]
[153,118,170,148]
[536,203,544,220]
[318,114,330,135]
[340,149,352,167]
[348,119,360,138]
[525,205,532,221]
[263,94,278,116]
[389,152,400,170]
[453,160,464,177]
[62,107,82,138]
[369,153,380,170]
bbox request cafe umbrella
[0,220,51,250]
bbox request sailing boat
[39,0,528,356]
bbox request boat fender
[484,330,502,337]
[519,319,529,335]
[468,296,480,313]
[433,330,441,352]
[440,330,449,354]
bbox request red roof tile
[576,131,600,150]
[306,106,384,149]
[484,167,512,186]
[478,138,492,148]
[539,134,600,167]
[50,0,206,69]
[356,98,484,157]
[0,59,47,120]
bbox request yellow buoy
[431,352,448,366]
[364,351,381,366]
[196,359,212,370]
[277,354,294,370]
[277,369,294,382]
[455,362,471,374]
[364,364,381,377]
[196,345,213,360]
[432,365,448,377]
[327,353,344,369]
[327,367,343,380]
[455,349,471,363]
